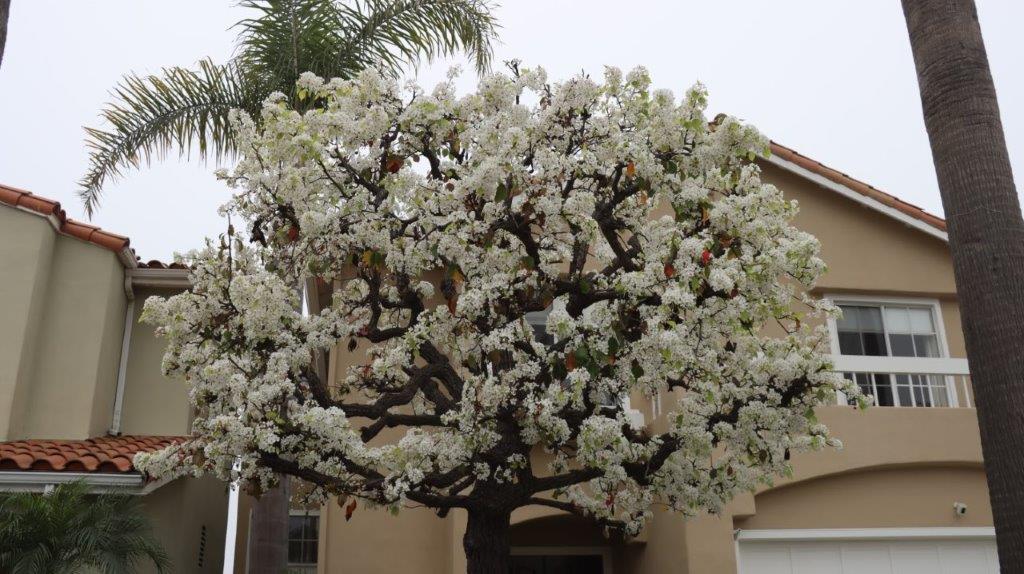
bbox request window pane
[303,541,318,564]
[913,334,940,358]
[896,381,913,406]
[288,516,319,566]
[288,517,305,540]
[862,332,888,356]
[884,306,911,333]
[859,307,884,332]
[897,382,913,405]
[930,377,950,407]
[889,333,915,357]
[836,306,860,331]
[873,374,895,406]
[909,307,935,333]
[838,332,863,355]
[913,383,931,407]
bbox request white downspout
[109,277,135,436]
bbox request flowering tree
[138,64,857,572]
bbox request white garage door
[737,530,999,574]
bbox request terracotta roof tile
[0,183,134,256]
[137,259,190,270]
[0,183,193,270]
[768,142,947,232]
[0,435,184,474]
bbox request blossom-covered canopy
[138,64,856,536]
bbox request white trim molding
[735,527,996,542]
[289,509,322,517]
[766,154,948,242]
[0,471,169,495]
[129,266,191,288]
[128,268,191,290]
[830,355,970,376]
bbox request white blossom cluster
[137,64,860,534]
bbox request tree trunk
[0,0,10,70]
[901,1,1024,569]
[247,475,290,574]
[464,509,511,574]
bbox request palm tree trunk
[0,0,11,70]
[901,0,1024,569]
[246,475,289,574]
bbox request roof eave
[764,152,949,243]
[128,267,192,290]
[0,470,171,495]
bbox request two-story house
[0,184,229,573]
[232,141,995,574]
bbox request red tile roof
[0,435,184,474]
[769,141,947,232]
[137,259,190,270]
[0,183,191,270]
[0,183,133,253]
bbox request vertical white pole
[222,461,241,574]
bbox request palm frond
[0,480,169,573]
[78,0,500,215]
[234,0,352,88]
[339,0,499,75]
[78,59,264,216]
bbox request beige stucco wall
[0,205,128,440]
[319,504,456,574]
[119,288,193,436]
[0,206,55,440]
[737,465,991,530]
[142,476,230,574]
[637,406,986,574]
[0,205,194,440]
[766,164,956,296]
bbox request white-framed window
[827,296,956,408]
[286,510,319,573]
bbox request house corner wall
[22,235,126,439]
[0,208,55,440]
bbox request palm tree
[0,480,170,573]
[901,0,1024,569]
[79,0,499,216]
[0,0,10,69]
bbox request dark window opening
[510,554,604,574]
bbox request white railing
[830,355,973,408]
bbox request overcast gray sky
[1,1,1021,261]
